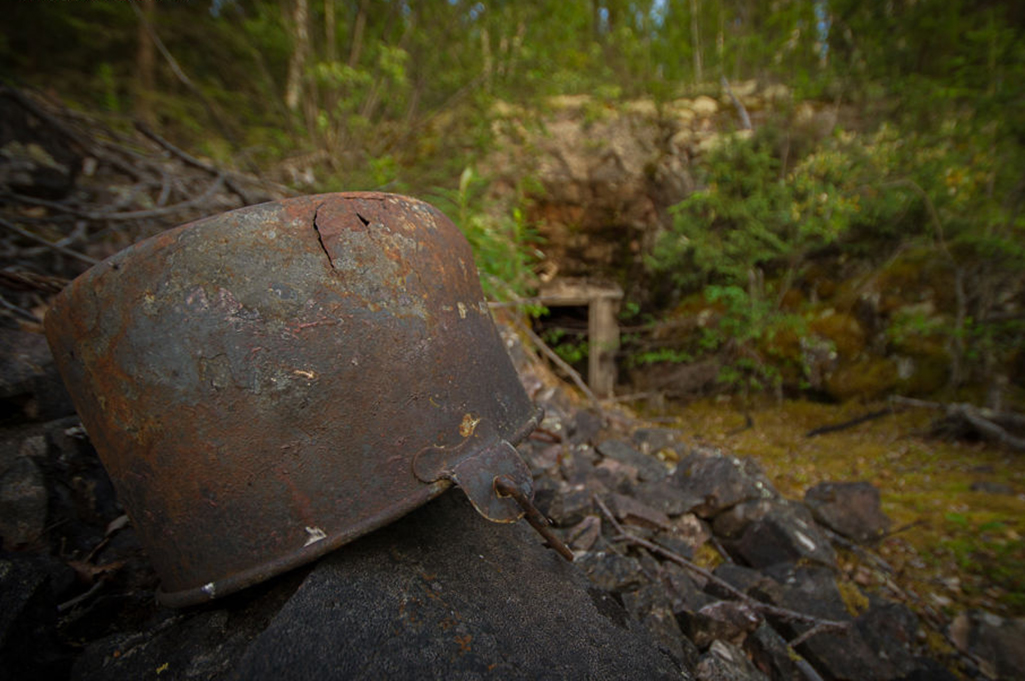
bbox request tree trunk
[348,0,369,68]
[285,0,310,113]
[690,0,703,82]
[325,0,336,63]
[134,0,156,125]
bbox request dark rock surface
[949,610,1025,681]
[673,452,774,518]
[231,493,684,680]
[0,328,75,421]
[804,481,891,543]
[0,553,70,679]
[720,501,836,569]
[71,494,684,681]
[596,439,669,482]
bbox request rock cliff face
[488,89,1025,404]
[487,85,799,297]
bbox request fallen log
[891,396,1025,452]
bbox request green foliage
[628,347,694,368]
[3,0,1023,403]
[96,63,121,113]
[940,515,1025,607]
[700,284,805,393]
[429,167,541,302]
[542,328,589,366]
[649,125,912,291]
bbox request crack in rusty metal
[312,202,334,268]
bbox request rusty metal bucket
[44,193,566,607]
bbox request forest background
[3,0,1025,630]
[4,0,1024,408]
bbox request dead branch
[509,315,606,420]
[0,270,70,294]
[720,75,752,131]
[5,174,225,222]
[821,525,893,573]
[135,122,256,204]
[594,495,850,644]
[805,407,896,438]
[0,294,41,323]
[0,217,99,265]
[891,396,1025,451]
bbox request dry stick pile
[0,86,292,324]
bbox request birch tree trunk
[690,0,703,82]
[285,0,310,113]
[324,0,336,64]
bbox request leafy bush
[430,167,542,302]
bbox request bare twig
[4,174,225,222]
[720,75,752,130]
[594,495,849,642]
[821,526,894,574]
[57,580,105,614]
[0,294,41,323]
[509,315,606,420]
[135,121,257,204]
[806,407,896,438]
[0,270,69,294]
[0,217,99,265]
[891,396,1025,451]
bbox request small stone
[722,503,836,569]
[673,454,772,519]
[576,551,646,593]
[969,480,1014,495]
[679,600,762,649]
[712,500,775,539]
[545,484,593,527]
[0,554,68,679]
[565,515,602,552]
[594,458,639,493]
[0,439,49,548]
[632,427,683,455]
[708,564,776,601]
[635,479,702,516]
[671,513,711,549]
[596,439,668,482]
[0,328,75,421]
[663,562,714,613]
[949,610,1025,681]
[744,623,804,681]
[695,639,770,681]
[653,531,695,560]
[521,442,561,474]
[760,564,850,623]
[622,584,695,666]
[570,411,603,445]
[559,445,597,484]
[855,601,921,679]
[610,493,671,531]
[804,481,891,544]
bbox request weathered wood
[539,279,623,398]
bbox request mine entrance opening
[532,304,591,382]
[531,280,624,398]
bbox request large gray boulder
[231,492,686,680]
[73,492,686,680]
